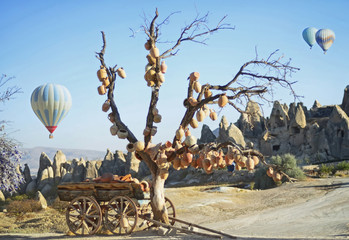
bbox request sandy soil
[1,177,349,240]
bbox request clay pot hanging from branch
[102,100,111,112]
[218,93,229,107]
[117,67,126,79]
[97,66,107,81]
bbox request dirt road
[1,177,349,239]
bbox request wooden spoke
[165,197,176,225]
[66,196,102,235]
[104,196,138,235]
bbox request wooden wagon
[57,182,175,236]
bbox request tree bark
[150,172,169,224]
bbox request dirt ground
[1,177,349,240]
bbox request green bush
[254,165,276,189]
[335,162,349,171]
[319,164,335,176]
[270,153,306,180]
[254,153,305,189]
[6,200,42,216]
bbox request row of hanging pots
[97,65,126,95]
[144,40,167,87]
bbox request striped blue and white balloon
[31,83,72,138]
[316,29,335,53]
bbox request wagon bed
[57,181,144,202]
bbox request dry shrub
[7,200,42,216]
[51,198,69,213]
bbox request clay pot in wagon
[203,158,213,174]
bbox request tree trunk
[150,171,169,224]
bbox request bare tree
[95,9,299,224]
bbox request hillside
[20,147,106,173]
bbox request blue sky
[1,0,348,152]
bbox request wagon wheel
[66,196,102,235]
[145,197,176,226]
[104,196,138,235]
[165,197,176,225]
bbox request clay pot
[117,129,128,139]
[153,114,162,123]
[150,47,160,58]
[176,126,185,140]
[143,126,151,136]
[246,156,255,171]
[152,107,159,116]
[144,40,151,50]
[185,128,191,137]
[145,143,161,160]
[202,104,210,117]
[116,67,126,79]
[218,93,229,107]
[126,143,135,152]
[108,113,115,123]
[191,158,198,168]
[273,172,282,182]
[140,181,150,192]
[145,63,152,72]
[225,154,234,166]
[164,140,172,149]
[240,156,247,168]
[161,61,167,74]
[97,66,107,81]
[102,100,111,112]
[134,141,145,151]
[209,110,217,121]
[189,72,200,83]
[190,118,199,129]
[156,72,165,83]
[193,81,202,93]
[100,172,113,183]
[110,123,118,136]
[188,97,198,106]
[216,151,224,167]
[183,152,193,164]
[196,108,205,122]
[197,156,203,168]
[147,80,155,87]
[188,144,199,154]
[203,158,213,174]
[172,156,181,170]
[98,85,106,95]
[102,78,110,87]
[252,156,260,166]
[267,167,274,177]
[184,135,197,147]
[146,54,156,65]
[235,164,242,171]
[204,88,212,99]
[151,126,157,136]
[145,69,156,82]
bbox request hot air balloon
[302,27,318,49]
[316,29,335,54]
[31,83,72,139]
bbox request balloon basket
[49,134,53,139]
